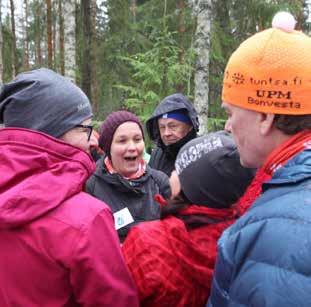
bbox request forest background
[0,0,310,136]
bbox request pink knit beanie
[99,110,144,154]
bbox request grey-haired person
[146,93,199,176]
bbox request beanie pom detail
[272,11,296,32]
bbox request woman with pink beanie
[86,110,171,242]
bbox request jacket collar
[0,128,95,229]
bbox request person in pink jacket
[0,68,139,307]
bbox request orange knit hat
[222,12,311,115]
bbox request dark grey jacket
[86,157,171,242]
[146,93,199,176]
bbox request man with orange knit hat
[207,12,311,307]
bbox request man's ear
[259,113,275,136]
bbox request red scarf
[262,130,311,175]
[236,130,311,215]
[104,156,146,180]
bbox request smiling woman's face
[110,121,145,177]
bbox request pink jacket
[0,128,139,307]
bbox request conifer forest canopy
[0,0,310,132]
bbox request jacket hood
[146,93,199,146]
[0,128,95,229]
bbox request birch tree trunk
[81,0,92,97]
[91,0,99,113]
[161,0,169,97]
[0,0,3,83]
[177,0,185,92]
[53,0,57,68]
[9,0,18,76]
[130,0,137,23]
[23,0,30,70]
[58,0,65,75]
[63,0,76,80]
[46,0,53,68]
[188,0,212,135]
[35,0,42,67]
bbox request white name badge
[113,207,134,230]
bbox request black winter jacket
[86,157,171,242]
[146,93,199,176]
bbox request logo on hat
[232,73,245,85]
[175,136,224,175]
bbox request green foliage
[207,117,226,132]
[116,27,195,121]
[228,0,303,39]
[95,0,137,119]
[2,19,14,82]
[92,120,102,131]
[0,0,309,129]
[208,0,308,122]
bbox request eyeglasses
[75,124,93,141]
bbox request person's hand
[169,171,181,199]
